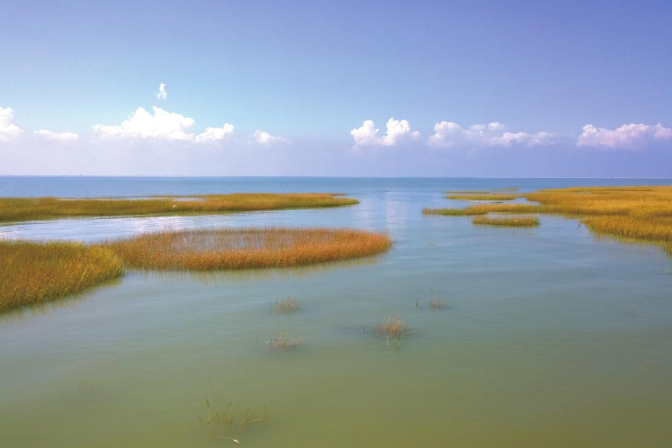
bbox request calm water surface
[1,177,672,447]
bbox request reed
[0,240,123,312]
[373,315,409,336]
[266,331,301,350]
[472,215,539,227]
[429,297,446,309]
[0,193,359,223]
[273,296,300,313]
[447,194,517,201]
[101,227,391,271]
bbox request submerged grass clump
[200,394,269,443]
[373,315,413,347]
[265,331,301,350]
[472,215,540,227]
[429,297,447,309]
[0,193,358,223]
[273,296,300,313]
[101,227,391,271]
[0,240,123,313]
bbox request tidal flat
[1,177,672,448]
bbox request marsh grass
[265,331,301,350]
[0,193,358,223]
[472,215,540,227]
[493,187,520,191]
[0,240,123,313]
[444,190,491,194]
[273,296,300,313]
[447,194,517,201]
[428,185,672,257]
[101,227,391,271]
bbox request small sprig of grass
[200,395,269,444]
[265,331,301,350]
[273,296,300,313]
[429,297,446,309]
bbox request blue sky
[1,0,672,176]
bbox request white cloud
[35,130,79,141]
[156,83,167,100]
[351,118,420,147]
[428,121,555,148]
[0,106,23,141]
[252,130,288,144]
[195,123,235,142]
[577,123,672,150]
[93,107,196,141]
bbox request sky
[1,0,672,177]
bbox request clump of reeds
[200,395,269,443]
[429,297,446,309]
[0,193,359,223]
[273,296,300,313]
[100,227,391,271]
[373,315,413,347]
[472,215,540,227]
[447,194,517,201]
[0,240,123,313]
[265,331,301,350]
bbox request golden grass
[493,187,520,191]
[444,190,491,194]
[447,194,517,201]
[274,296,300,313]
[0,193,358,223]
[100,227,391,271]
[472,215,540,227]
[0,240,123,313]
[373,315,410,336]
[428,185,672,256]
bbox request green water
[1,178,672,447]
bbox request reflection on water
[1,177,672,448]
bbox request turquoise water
[1,177,672,447]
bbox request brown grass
[100,227,391,271]
[0,193,359,223]
[472,215,540,227]
[274,296,300,313]
[266,331,301,350]
[447,194,517,201]
[0,240,123,313]
[373,315,410,336]
[428,185,672,256]
[444,190,491,194]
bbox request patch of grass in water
[0,193,358,223]
[444,190,491,194]
[273,296,300,313]
[472,215,540,227]
[447,194,517,201]
[200,393,269,444]
[0,240,123,313]
[100,227,391,271]
[429,297,447,309]
[265,330,301,350]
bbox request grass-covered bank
[0,193,358,223]
[425,185,672,255]
[0,241,123,312]
[100,227,392,271]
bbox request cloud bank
[428,121,556,148]
[577,123,672,150]
[92,107,234,142]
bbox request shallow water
[1,177,672,448]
